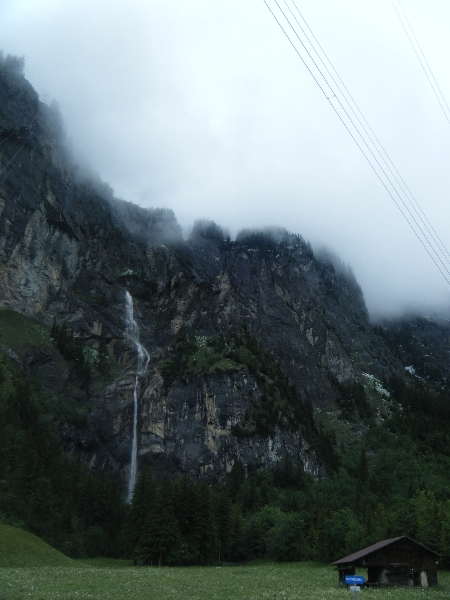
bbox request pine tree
[216,486,232,564]
[229,503,243,561]
[136,475,180,566]
[172,475,198,562]
[227,460,245,501]
[173,475,196,538]
[307,510,327,562]
[358,447,369,484]
[122,467,156,559]
[193,482,215,563]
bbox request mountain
[0,55,447,491]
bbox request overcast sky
[2,0,450,319]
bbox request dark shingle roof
[331,536,439,565]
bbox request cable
[398,1,450,115]
[270,0,450,280]
[288,0,450,264]
[263,2,331,98]
[0,128,34,178]
[391,0,450,126]
[0,127,21,148]
[264,0,449,283]
[264,0,450,284]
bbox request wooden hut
[331,536,439,588]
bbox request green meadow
[1,524,450,599]
[1,561,450,600]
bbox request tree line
[120,448,450,567]
[0,371,126,557]
[3,335,450,566]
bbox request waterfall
[125,291,149,502]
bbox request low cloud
[2,0,450,318]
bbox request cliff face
[0,63,422,486]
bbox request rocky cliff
[0,59,439,489]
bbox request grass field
[0,561,449,600]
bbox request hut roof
[331,536,440,565]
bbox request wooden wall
[364,539,437,586]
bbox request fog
[2,0,450,319]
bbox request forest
[2,327,450,568]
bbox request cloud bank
[1,0,450,318]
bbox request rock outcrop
[0,59,431,487]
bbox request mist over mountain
[3,0,450,320]
[2,55,450,566]
[0,50,448,475]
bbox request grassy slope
[0,561,448,599]
[0,523,73,567]
[0,307,121,386]
[0,309,52,349]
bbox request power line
[0,127,21,148]
[263,0,450,286]
[272,0,450,279]
[263,2,331,98]
[287,0,450,264]
[391,0,450,126]
[0,128,35,178]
